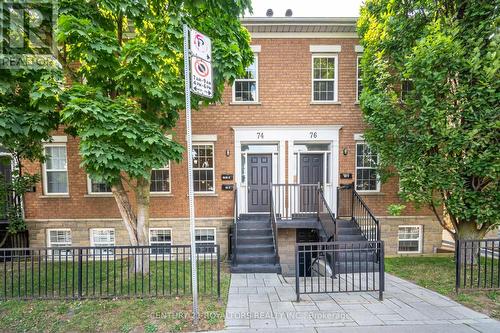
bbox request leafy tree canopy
[358,0,499,239]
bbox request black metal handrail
[352,191,380,242]
[231,187,238,266]
[269,187,279,263]
[317,189,336,242]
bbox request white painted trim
[194,227,217,255]
[310,45,341,53]
[354,142,381,193]
[192,134,217,142]
[87,175,112,194]
[356,55,362,102]
[149,227,173,245]
[250,45,261,53]
[42,136,67,143]
[355,45,364,53]
[90,228,116,247]
[353,133,364,141]
[192,142,216,194]
[234,125,341,215]
[46,228,72,248]
[397,225,423,254]
[311,54,338,102]
[249,32,359,39]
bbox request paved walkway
[220,273,500,332]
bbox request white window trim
[149,228,173,245]
[149,228,173,258]
[195,227,217,255]
[311,54,339,103]
[150,161,172,194]
[397,225,423,254]
[355,142,381,193]
[47,228,72,256]
[42,143,69,195]
[193,143,215,194]
[232,54,259,103]
[87,175,112,195]
[356,55,362,102]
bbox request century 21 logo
[1,1,56,54]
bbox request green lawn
[385,255,500,320]
[0,264,231,332]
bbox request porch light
[342,147,348,156]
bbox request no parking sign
[190,29,213,98]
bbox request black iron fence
[295,241,384,301]
[456,239,500,291]
[317,191,336,241]
[0,244,221,300]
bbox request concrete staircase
[332,219,378,274]
[231,214,281,273]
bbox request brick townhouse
[8,17,443,273]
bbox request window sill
[39,195,70,199]
[310,101,341,105]
[354,101,360,105]
[229,101,261,106]
[191,193,218,197]
[357,191,385,196]
[84,194,113,198]
[151,193,174,197]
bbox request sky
[246,0,364,18]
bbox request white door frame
[233,125,341,215]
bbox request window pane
[398,240,419,252]
[150,169,170,192]
[47,171,68,193]
[313,57,335,79]
[193,170,214,192]
[234,81,256,102]
[313,81,335,101]
[91,179,111,193]
[45,147,67,170]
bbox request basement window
[149,228,172,255]
[47,229,72,256]
[90,228,115,256]
[398,225,422,253]
[195,228,216,254]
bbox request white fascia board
[250,45,261,53]
[43,136,67,143]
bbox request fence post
[217,245,221,301]
[378,241,385,301]
[77,248,83,299]
[455,240,461,292]
[295,244,300,302]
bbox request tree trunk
[111,181,138,246]
[135,176,151,274]
[455,220,488,266]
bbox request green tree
[358,0,500,241]
[58,0,253,270]
[0,67,62,246]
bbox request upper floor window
[192,144,215,193]
[312,56,338,102]
[355,142,380,192]
[356,56,363,101]
[88,176,112,194]
[43,145,68,195]
[233,55,258,103]
[150,162,171,193]
[401,80,414,101]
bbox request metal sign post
[183,24,213,326]
[183,24,199,325]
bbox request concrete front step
[237,235,274,245]
[336,227,361,235]
[237,253,276,265]
[237,221,271,229]
[237,228,272,237]
[230,263,281,273]
[239,214,270,221]
[237,244,275,255]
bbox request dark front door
[248,154,272,213]
[300,154,323,212]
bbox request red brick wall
[23,37,433,221]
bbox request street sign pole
[183,24,199,325]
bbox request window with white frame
[356,56,363,101]
[150,162,171,193]
[312,56,337,101]
[195,228,216,254]
[88,176,112,194]
[43,145,68,194]
[192,144,214,193]
[355,142,379,191]
[233,55,258,102]
[398,226,422,253]
[47,229,72,255]
[90,228,115,255]
[149,228,172,255]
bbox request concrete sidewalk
[221,273,499,332]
